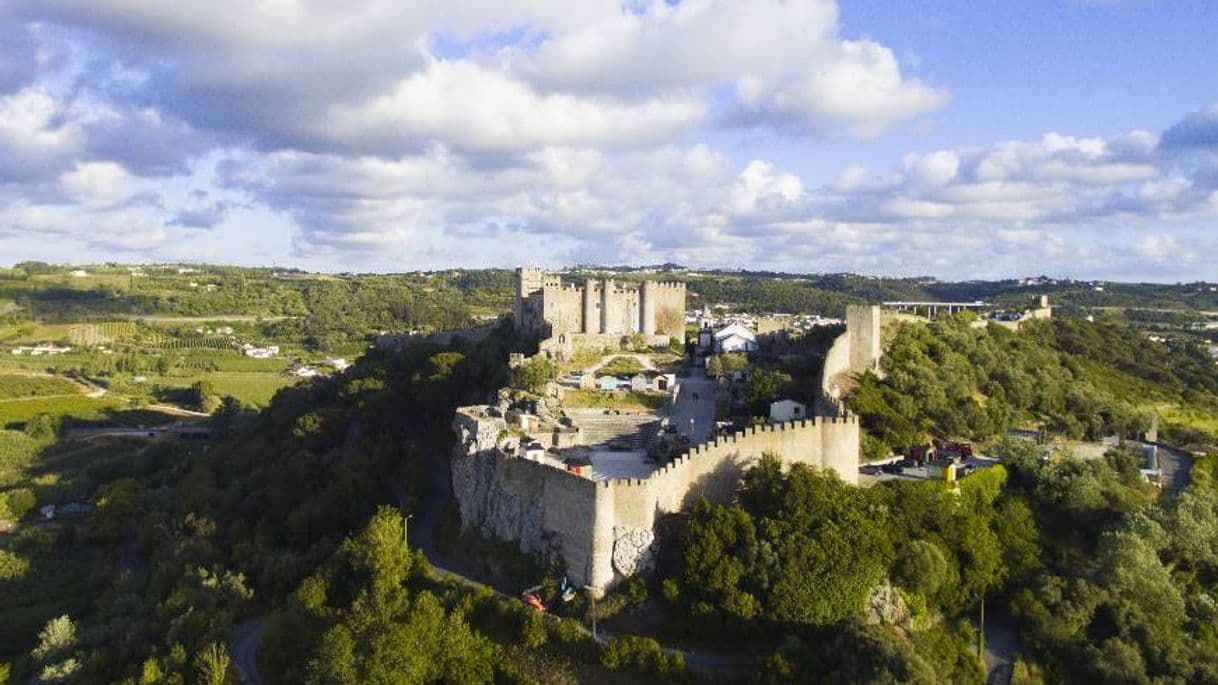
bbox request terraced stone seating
[565,409,660,450]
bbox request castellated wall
[452,412,602,581]
[649,281,688,337]
[515,269,687,342]
[819,305,882,413]
[541,284,584,335]
[452,409,859,594]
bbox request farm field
[0,395,127,427]
[152,371,297,407]
[0,374,80,399]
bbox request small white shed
[769,399,807,423]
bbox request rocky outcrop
[865,580,913,630]
[611,525,657,577]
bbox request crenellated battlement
[515,267,686,341]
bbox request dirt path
[125,315,295,323]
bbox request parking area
[858,455,1001,486]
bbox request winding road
[230,618,266,685]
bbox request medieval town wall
[649,281,688,337]
[452,412,602,580]
[453,408,859,593]
[819,305,883,413]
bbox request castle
[515,268,686,356]
[450,270,862,595]
[452,407,858,596]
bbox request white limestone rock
[612,525,657,577]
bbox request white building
[713,323,759,353]
[69,269,89,278]
[523,441,547,461]
[769,399,807,423]
[241,343,280,359]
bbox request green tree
[24,413,60,440]
[93,477,143,543]
[307,625,358,685]
[0,488,36,521]
[510,357,555,394]
[187,379,220,412]
[193,643,232,685]
[894,540,951,597]
[31,614,76,661]
[343,505,412,602]
[746,368,792,413]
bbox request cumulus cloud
[0,2,1216,279]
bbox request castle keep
[515,268,686,349]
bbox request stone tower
[640,280,657,336]
[846,304,882,373]
[600,278,615,334]
[582,280,599,334]
[515,267,545,333]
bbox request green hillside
[847,315,1218,457]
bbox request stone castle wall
[648,281,687,337]
[515,268,686,343]
[452,410,859,593]
[819,304,883,413]
[542,284,583,335]
[452,412,602,581]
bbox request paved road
[231,618,265,685]
[1155,443,1192,494]
[669,370,716,445]
[982,608,1018,685]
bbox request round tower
[582,280,598,333]
[640,281,657,336]
[600,278,615,334]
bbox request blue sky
[1,1,1216,280]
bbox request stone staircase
[565,410,660,450]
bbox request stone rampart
[452,407,859,594]
[452,412,601,579]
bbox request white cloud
[735,39,948,138]
[1,2,1216,280]
[326,60,705,153]
[730,161,805,214]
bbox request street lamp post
[584,586,598,642]
[403,513,414,548]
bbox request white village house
[713,323,759,354]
